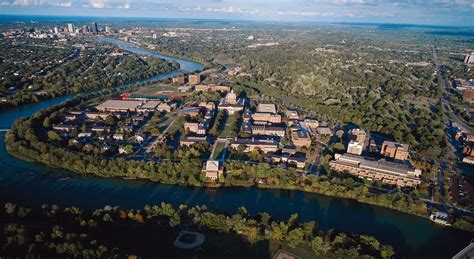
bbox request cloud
[89,0,108,8]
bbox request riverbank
[0,202,395,258]
[2,96,436,225]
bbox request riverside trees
[0,202,395,258]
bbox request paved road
[432,45,473,133]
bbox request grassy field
[219,112,241,138]
[134,83,178,95]
[211,141,227,160]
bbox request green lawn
[211,141,227,160]
[219,112,241,138]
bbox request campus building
[188,74,201,85]
[202,160,224,179]
[230,137,279,153]
[96,100,143,112]
[251,123,286,137]
[218,90,245,114]
[381,141,410,161]
[291,130,312,148]
[347,140,364,155]
[464,52,474,64]
[252,112,282,123]
[329,153,421,187]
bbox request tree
[105,115,116,126]
[286,228,304,248]
[43,117,51,128]
[47,130,61,141]
[311,236,331,256]
[4,203,16,215]
[380,245,395,259]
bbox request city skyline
[0,0,473,26]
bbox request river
[0,38,471,258]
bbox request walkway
[145,108,181,153]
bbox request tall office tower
[67,23,74,34]
[53,26,59,34]
[105,25,111,33]
[92,22,99,34]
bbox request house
[291,130,312,148]
[202,159,224,179]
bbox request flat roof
[96,100,142,110]
[333,153,418,178]
[257,103,277,114]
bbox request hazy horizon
[0,0,473,27]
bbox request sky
[0,0,473,26]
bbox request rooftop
[257,103,277,114]
[333,153,420,178]
[96,100,143,110]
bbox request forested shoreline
[0,202,395,258]
[0,37,178,111]
[5,96,434,223]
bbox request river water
[0,38,471,258]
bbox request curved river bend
[0,38,471,258]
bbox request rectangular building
[257,103,277,114]
[188,74,201,85]
[230,137,279,153]
[291,130,312,148]
[347,140,364,155]
[252,112,282,123]
[251,124,286,137]
[96,100,143,112]
[381,141,409,161]
[329,153,421,187]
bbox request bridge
[0,129,9,132]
